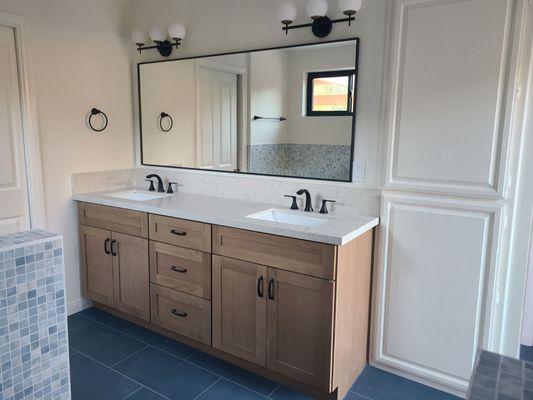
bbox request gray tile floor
[68,308,461,400]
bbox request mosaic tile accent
[467,350,532,399]
[249,144,352,181]
[0,230,70,400]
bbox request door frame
[0,11,46,229]
[195,59,248,172]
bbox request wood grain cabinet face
[212,226,336,280]
[112,232,150,321]
[150,284,211,345]
[78,202,148,237]
[149,214,211,252]
[212,256,267,366]
[266,269,335,392]
[150,241,211,299]
[79,225,114,307]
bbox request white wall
[249,49,288,145]
[286,43,355,145]
[0,0,135,312]
[129,0,389,188]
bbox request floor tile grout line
[266,384,280,398]
[71,348,172,400]
[73,313,196,360]
[111,344,150,368]
[73,312,277,398]
[191,377,222,400]
[183,359,272,399]
[121,386,144,400]
[350,392,373,400]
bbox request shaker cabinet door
[79,225,114,307]
[112,232,150,321]
[212,255,267,366]
[266,268,335,391]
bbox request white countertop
[72,189,379,245]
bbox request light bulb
[277,2,297,24]
[339,0,362,16]
[307,0,328,19]
[168,22,186,40]
[149,26,166,43]
[131,29,146,46]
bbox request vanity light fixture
[131,22,186,57]
[277,0,362,38]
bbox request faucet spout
[146,174,165,193]
[296,189,313,212]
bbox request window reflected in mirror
[138,39,358,182]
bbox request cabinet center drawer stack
[77,202,374,400]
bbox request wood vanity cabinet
[78,203,150,321]
[77,202,374,400]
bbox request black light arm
[136,39,182,57]
[282,15,355,38]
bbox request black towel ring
[159,112,173,133]
[88,108,108,132]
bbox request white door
[196,67,238,171]
[0,26,30,234]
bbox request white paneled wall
[385,0,517,197]
[374,193,501,392]
[373,0,528,396]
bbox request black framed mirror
[138,38,359,182]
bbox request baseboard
[369,360,467,399]
[67,297,92,315]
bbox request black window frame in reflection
[305,69,356,117]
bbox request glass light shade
[277,2,297,24]
[339,0,362,15]
[149,26,166,43]
[306,0,328,19]
[131,29,146,45]
[168,22,186,40]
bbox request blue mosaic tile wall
[249,144,352,181]
[0,230,70,400]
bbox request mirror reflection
[139,39,358,182]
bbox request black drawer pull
[171,309,188,318]
[170,229,187,236]
[170,266,187,274]
[257,276,264,298]
[104,238,111,255]
[268,277,275,300]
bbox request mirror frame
[137,37,360,183]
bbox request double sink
[106,190,328,228]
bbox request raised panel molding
[372,192,502,395]
[385,0,518,197]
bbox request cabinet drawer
[150,284,211,345]
[78,202,148,238]
[149,214,211,252]
[149,241,211,300]
[212,226,336,280]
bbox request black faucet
[296,189,313,212]
[146,174,165,193]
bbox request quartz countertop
[72,189,379,245]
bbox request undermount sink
[246,208,327,227]
[105,190,171,202]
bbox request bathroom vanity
[73,190,378,400]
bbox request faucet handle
[319,199,336,214]
[167,182,178,194]
[284,195,299,210]
[145,179,155,192]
